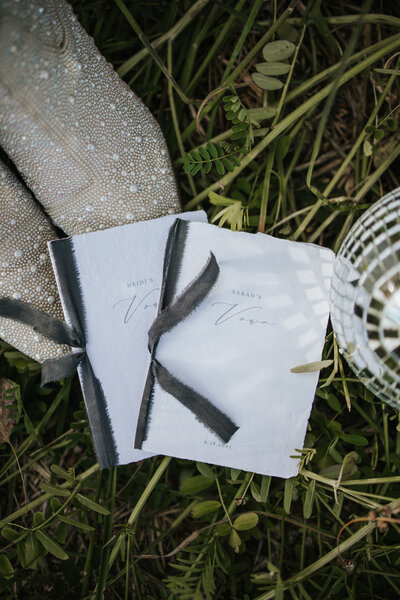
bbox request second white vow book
[49,213,334,478]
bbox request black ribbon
[0,297,85,382]
[134,219,239,449]
[0,297,83,349]
[0,237,118,470]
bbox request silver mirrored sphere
[330,187,400,409]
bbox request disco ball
[330,187,400,409]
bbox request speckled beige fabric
[0,161,69,361]
[0,0,181,362]
[0,0,180,236]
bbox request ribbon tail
[148,252,220,347]
[41,351,86,385]
[159,218,189,310]
[0,297,84,346]
[42,352,118,468]
[134,367,155,449]
[80,359,119,469]
[153,360,239,444]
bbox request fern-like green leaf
[231,156,241,167]
[215,160,225,176]
[223,158,235,172]
[191,164,201,176]
[199,146,210,160]
[231,131,247,140]
[190,150,201,161]
[207,142,218,158]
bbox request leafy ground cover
[1,1,400,598]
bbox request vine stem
[109,456,172,568]
[227,471,254,515]
[8,440,27,513]
[115,0,192,104]
[167,40,197,197]
[0,462,99,529]
[96,467,117,600]
[215,477,233,527]
[128,456,171,526]
[263,24,306,232]
[117,0,211,77]
[81,471,103,598]
[0,378,72,482]
[255,522,377,600]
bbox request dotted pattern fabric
[0,161,69,361]
[330,187,400,409]
[0,0,181,362]
[0,0,180,236]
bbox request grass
[1,1,400,598]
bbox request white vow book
[48,212,207,468]
[140,221,334,477]
[49,214,334,478]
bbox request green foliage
[180,474,215,495]
[302,478,316,519]
[251,39,295,90]
[209,191,249,231]
[290,447,317,471]
[191,500,221,518]
[233,512,259,531]
[262,39,296,62]
[196,461,216,479]
[0,555,14,579]
[35,531,69,561]
[222,87,261,150]
[166,538,225,599]
[1,2,400,599]
[363,113,399,156]
[181,84,278,179]
[40,483,71,497]
[181,141,242,178]
[75,493,110,515]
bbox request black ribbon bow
[134,219,239,449]
[0,219,239,467]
